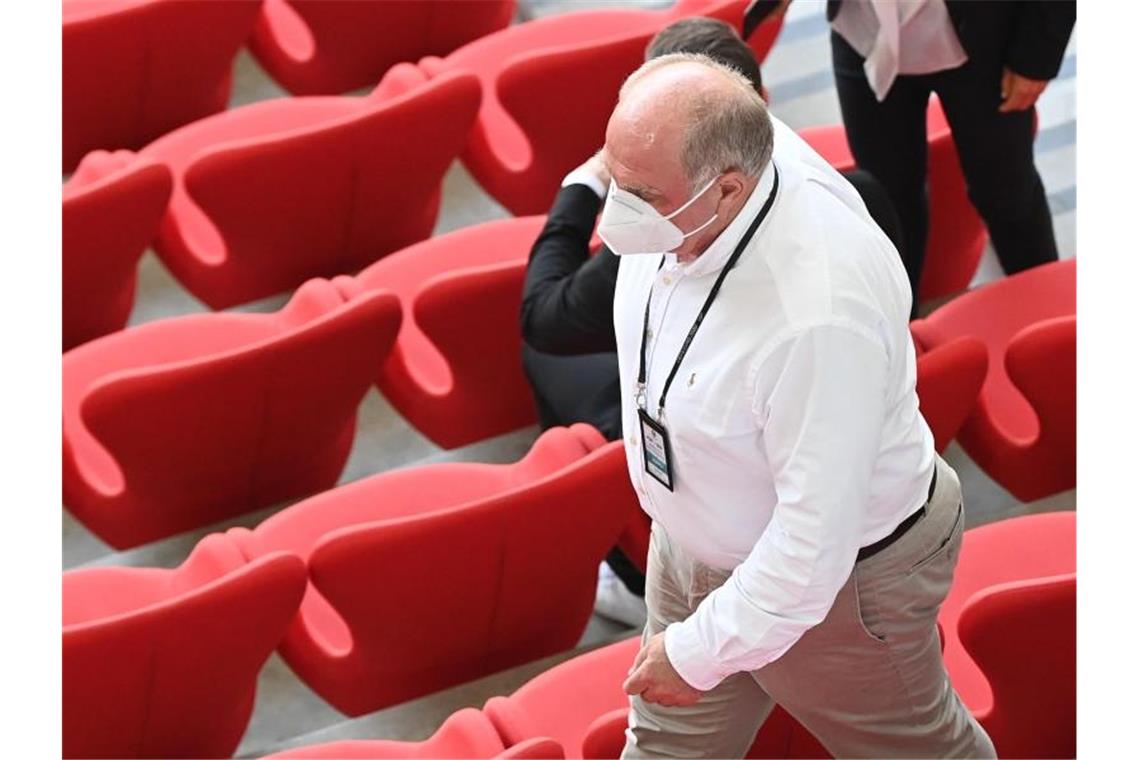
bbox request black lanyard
[636,166,780,417]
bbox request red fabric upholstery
[911,260,1076,501]
[268,725,563,760]
[250,0,516,95]
[912,334,989,453]
[939,511,1076,758]
[267,708,508,759]
[62,0,260,173]
[142,66,481,308]
[227,425,639,715]
[343,216,546,448]
[62,150,172,350]
[428,0,782,216]
[63,533,306,759]
[799,97,987,301]
[63,279,401,549]
[500,738,567,759]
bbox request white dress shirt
[612,116,936,691]
[832,0,968,101]
[562,166,608,199]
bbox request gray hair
[618,52,774,191]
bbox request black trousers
[831,31,1058,311]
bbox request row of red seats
[63,0,778,189]
[64,424,640,757]
[64,500,1075,758]
[63,193,1075,549]
[61,94,980,346]
[63,0,782,344]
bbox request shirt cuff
[664,620,733,692]
[561,168,607,199]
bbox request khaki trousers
[622,456,996,759]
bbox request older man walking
[602,54,994,759]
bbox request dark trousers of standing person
[831,31,1059,313]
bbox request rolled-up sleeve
[664,322,890,690]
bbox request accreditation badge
[638,408,674,491]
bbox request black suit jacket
[519,184,619,355]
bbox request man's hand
[581,149,612,188]
[999,68,1048,113]
[622,632,704,707]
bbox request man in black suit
[519,17,904,618]
[747,0,1076,310]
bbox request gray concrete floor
[62,1,1076,757]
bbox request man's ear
[717,171,748,206]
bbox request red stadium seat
[799,97,987,302]
[939,512,1076,758]
[63,150,172,350]
[63,534,306,759]
[422,0,781,216]
[63,279,401,549]
[340,216,546,448]
[266,711,564,758]
[483,635,807,759]
[62,0,261,173]
[226,425,640,716]
[911,260,1076,501]
[913,334,989,453]
[266,708,510,759]
[249,0,516,95]
[142,65,481,309]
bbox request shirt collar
[664,160,777,279]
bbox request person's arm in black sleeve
[1006,0,1076,82]
[520,183,620,355]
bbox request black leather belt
[857,469,938,562]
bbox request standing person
[520,18,903,629]
[603,54,993,758]
[749,0,1075,312]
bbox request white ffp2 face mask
[597,175,720,255]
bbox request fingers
[622,666,646,696]
[999,70,1047,113]
[998,87,1037,113]
[627,681,702,707]
[630,645,648,674]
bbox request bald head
[601,54,774,261]
[610,54,773,192]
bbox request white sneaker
[593,561,648,629]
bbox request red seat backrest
[62,0,261,171]
[251,0,516,94]
[62,151,172,350]
[181,71,482,304]
[913,334,989,452]
[62,535,306,759]
[959,575,1076,758]
[303,441,639,714]
[72,283,400,546]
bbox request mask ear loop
[668,174,723,242]
[662,174,722,221]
